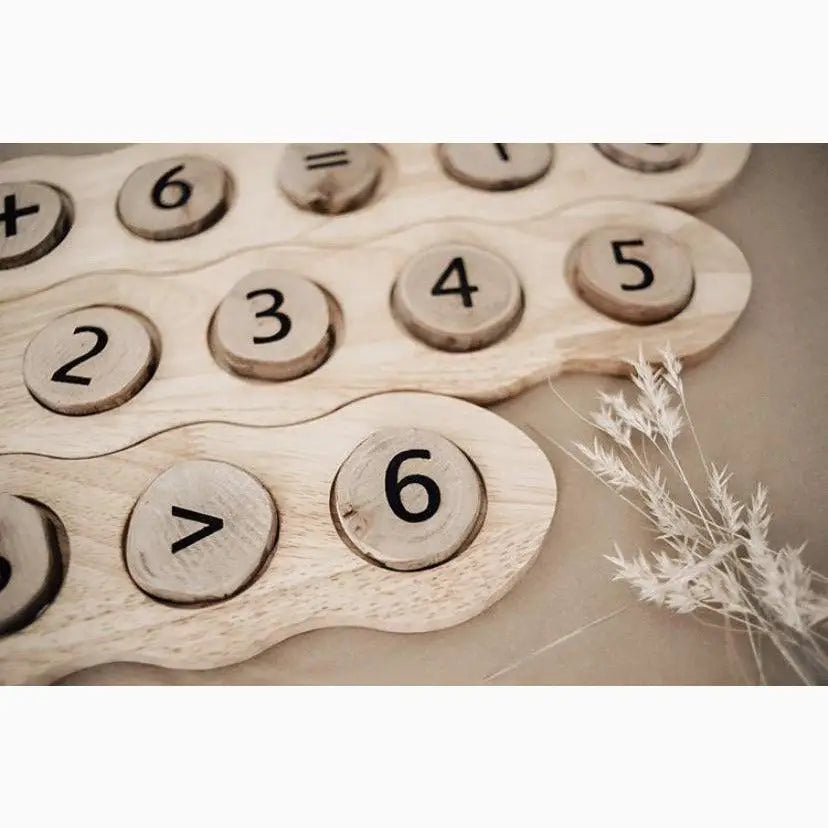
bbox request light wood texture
[116,156,230,240]
[331,428,485,571]
[570,227,695,324]
[210,269,335,380]
[0,494,63,635]
[0,181,70,269]
[4,143,818,689]
[22,305,158,415]
[0,143,750,303]
[277,144,384,214]
[391,243,524,351]
[0,200,752,458]
[0,392,557,685]
[125,459,278,604]
[438,143,553,190]
[595,143,701,172]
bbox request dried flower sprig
[538,345,828,685]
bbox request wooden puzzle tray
[0,392,556,686]
[0,143,749,302]
[0,143,756,685]
[0,198,752,458]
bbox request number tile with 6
[0,392,556,685]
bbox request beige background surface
[1,143,825,685]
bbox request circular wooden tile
[125,459,278,605]
[0,494,64,635]
[570,227,695,324]
[0,182,71,269]
[211,269,334,380]
[23,306,158,415]
[438,143,552,190]
[595,143,700,172]
[278,144,383,214]
[116,156,231,240]
[391,244,523,351]
[331,428,485,571]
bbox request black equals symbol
[304,149,350,170]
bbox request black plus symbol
[0,194,40,238]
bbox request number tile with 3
[331,427,485,572]
[569,227,695,325]
[23,305,159,415]
[391,244,524,352]
[210,269,336,381]
[116,156,231,240]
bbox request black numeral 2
[51,326,109,386]
[431,257,479,308]
[246,288,292,344]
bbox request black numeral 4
[431,257,480,308]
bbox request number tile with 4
[391,243,524,352]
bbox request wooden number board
[0,143,752,684]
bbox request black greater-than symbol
[0,193,40,238]
[170,506,224,554]
[494,144,510,162]
[304,149,350,170]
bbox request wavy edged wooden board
[0,199,752,458]
[0,143,750,302]
[0,392,557,686]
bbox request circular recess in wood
[331,427,485,572]
[0,494,66,635]
[210,269,335,380]
[23,305,159,416]
[569,226,695,324]
[594,143,701,172]
[0,181,72,269]
[116,156,231,240]
[391,243,523,351]
[125,459,278,605]
[437,143,552,190]
[277,144,384,214]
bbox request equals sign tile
[304,149,350,170]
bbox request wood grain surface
[0,199,752,457]
[0,143,749,303]
[0,392,557,686]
